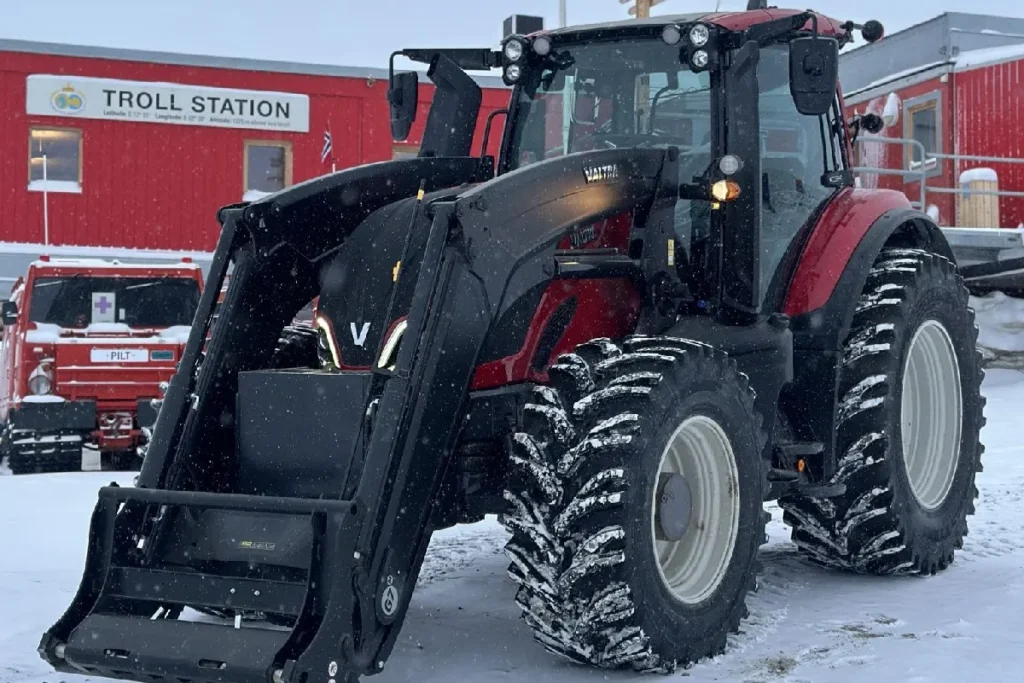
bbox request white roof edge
[29,258,202,270]
[2,241,214,260]
[0,38,509,89]
[843,61,952,103]
[953,43,1024,72]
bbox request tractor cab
[498,18,844,313]
[389,9,854,324]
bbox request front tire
[779,247,985,575]
[499,336,769,672]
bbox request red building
[839,12,1024,229]
[0,39,509,252]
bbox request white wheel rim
[652,414,741,605]
[900,319,962,511]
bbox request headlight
[691,49,709,69]
[504,39,524,62]
[28,364,53,395]
[314,315,341,369]
[688,24,710,47]
[711,179,742,202]
[719,155,741,176]
[377,319,408,371]
[505,64,522,82]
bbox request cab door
[755,42,849,311]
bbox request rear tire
[500,336,769,672]
[778,248,985,575]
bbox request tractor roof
[540,8,849,41]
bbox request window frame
[243,139,293,194]
[27,126,83,194]
[903,91,942,178]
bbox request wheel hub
[652,414,741,606]
[901,318,963,511]
[656,473,693,542]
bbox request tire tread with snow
[499,335,769,672]
[778,247,985,575]
[7,432,84,475]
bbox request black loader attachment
[38,136,683,681]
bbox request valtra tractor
[39,3,986,682]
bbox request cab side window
[757,43,844,303]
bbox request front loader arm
[38,148,681,683]
[39,156,494,681]
[336,147,676,672]
[139,156,492,490]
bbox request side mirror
[388,71,419,141]
[789,35,839,116]
[1,301,17,326]
[862,20,884,43]
[860,112,884,134]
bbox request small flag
[320,130,333,164]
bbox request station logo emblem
[50,83,86,114]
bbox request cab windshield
[505,38,713,173]
[28,275,200,329]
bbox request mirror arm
[848,116,863,146]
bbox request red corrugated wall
[954,59,1024,228]
[845,76,957,226]
[0,49,509,251]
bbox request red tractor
[0,256,203,474]
[40,5,984,682]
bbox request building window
[904,92,941,177]
[28,127,82,193]
[392,144,419,160]
[244,141,292,197]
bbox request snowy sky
[2,0,1024,69]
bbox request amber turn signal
[710,179,742,202]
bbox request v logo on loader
[350,322,370,346]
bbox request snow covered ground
[1,367,1023,683]
[972,292,1024,368]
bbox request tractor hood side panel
[137,157,492,489]
[316,187,467,369]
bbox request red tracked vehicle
[0,256,203,474]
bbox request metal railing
[851,135,1024,224]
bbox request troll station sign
[26,74,310,133]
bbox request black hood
[315,185,470,368]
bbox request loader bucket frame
[39,146,680,683]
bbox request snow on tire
[499,335,769,672]
[779,247,985,575]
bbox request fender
[784,188,954,347]
[780,188,955,480]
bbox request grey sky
[2,0,1024,69]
